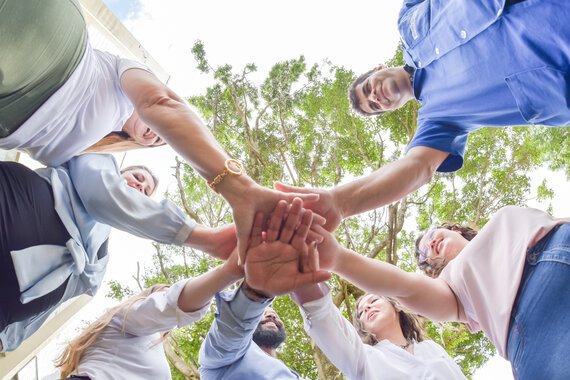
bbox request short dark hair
[414,223,478,278]
[348,69,385,117]
[120,165,159,196]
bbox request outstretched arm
[313,224,459,322]
[120,68,320,263]
[276,146,448,231]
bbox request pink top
[439,206,563,358]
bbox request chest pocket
[506,67,570,126]
[398,1,431,50]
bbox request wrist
[330,186,348,220]
[241,281,272,302]
[216,173,257,203]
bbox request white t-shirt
[0,42,150,166]
[439,206,562,358]
[75,279,210,380]
[300,291,467,380]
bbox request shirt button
[460,30,467,39]
[435,47,440,55]
[417,61,422,68]
[497,7,503,17]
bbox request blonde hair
[81,131,165,154]
[352,295,426,346]
[56,284,169,378]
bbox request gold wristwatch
[208,159,245,192]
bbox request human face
[121,168,156,196]
[418,228,469,265]
[122,111,164,146]
[258,308,284,332]
[356,295,399,339]
[252,307,287,349]
[355,67,413,114]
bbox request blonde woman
[56,250,243,380]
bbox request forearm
[333,248,457,321]
[333,147,445,218]
[178,264,243,313]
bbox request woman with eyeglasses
[309,206,569,380]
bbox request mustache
[261,318,283,329]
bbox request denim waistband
[526,223,570,265]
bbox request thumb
[274,181,313,194]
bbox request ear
[373,64,386,71]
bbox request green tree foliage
[108,43,562,379]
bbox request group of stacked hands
[0,0,569,379]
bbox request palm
[245,242,311,296]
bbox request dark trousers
[0,162,71,330]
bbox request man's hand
[244,199,330,297]
[274,182,342,232]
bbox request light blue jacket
[1,153,195,351]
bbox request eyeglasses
[418,228,436,263]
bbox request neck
[260,345,278,358]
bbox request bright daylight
[1,0,569,380]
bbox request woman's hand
[309,224,343,272]
[219,178,322,265]
[185,223,237,260]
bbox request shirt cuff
[173,217,196,246]
[167,278,210,327]
[218,286,273,321]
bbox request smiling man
[276,0,569,232]
[198,283,304,379]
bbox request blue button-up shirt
[400,0,570,171]
[199,287,303,379]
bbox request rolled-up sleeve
[68,154,195,245]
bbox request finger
[279,198,303,243]
[291,209,313,250]
[249,211,265,248]
[312,213,326,226]
[306,229,324,244]
[308,241,319,272]
[274,181,313,194]
[295,270,332,288]
[266,200,287,242]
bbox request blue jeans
[507,223,570,380]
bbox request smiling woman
[292,285,466,380]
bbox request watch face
[226,159,243,175]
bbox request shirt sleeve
[299,289,375,379]
[119,279,209,336]
[67,154,195,245]
[198,286,273,370]
[407,119,470,172]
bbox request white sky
[32,0,570,378]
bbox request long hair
[352,295,425,346]
[81,131,165,154]
[414,223,478,278]
[56,284,169,378]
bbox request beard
[252,323,287,349]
